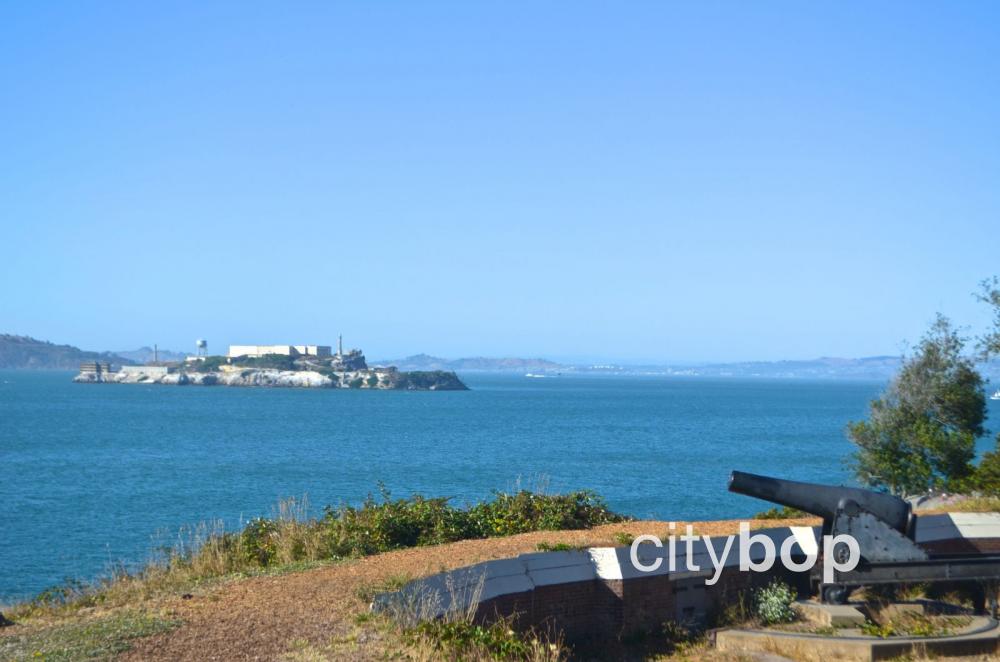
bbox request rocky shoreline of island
[73,366,467,390]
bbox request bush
[324,490,476,556]
[754,506,808,520]
[408,618,565,661]
[468,490,621,537]
[755,580,797,625]
[322,487,625,558]
[241,517,279,566]
[184,355,227,373]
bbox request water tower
[196,339,208,357]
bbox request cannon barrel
[729,470,912,534]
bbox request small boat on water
[992,389,1000,401]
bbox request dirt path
[111,518,815,661]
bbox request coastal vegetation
[848,314,985,496]
[849,277,1000,497]
[7,488,624,623]
[0,489,625,660]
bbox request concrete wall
[292,345,331,357]
[119,365,171,376]
[227,344,332,358]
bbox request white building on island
[227,344,332,359]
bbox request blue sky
[2,2,998,362]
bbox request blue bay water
[3,371,997,602]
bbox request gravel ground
[106,518,818,661]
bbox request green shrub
[755,580,797,625]
[754,506,808,520]
[241,517,278,566]
[535,542,576,552]
[408,618,564,661]
[614,531,635,546]
[860,620,896,638]
[972,444,1000,496]
[184,355,227,373]
[468,490,621,537]
[324,490,475,556]
[321,487,624,558]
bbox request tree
[976,277,1000,360]
[970,277,1000,494]
[849,314,986,496]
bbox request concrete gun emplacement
[729,470,1000,607]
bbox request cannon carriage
[730,470,1000,608]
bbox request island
[73,338,467,391]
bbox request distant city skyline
[2,3,998,362]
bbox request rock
[0,612,13,627]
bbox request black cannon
[730,470,1000,605]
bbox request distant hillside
[0,335,133,370]
[651,356,905,380]
[376,354,564,373]
[114,346,187,364]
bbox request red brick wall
[472,567,812,643]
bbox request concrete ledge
[792,600,866,627]
[716,617,1000,661]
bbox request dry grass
[5,497,336,622]
[931,496,1000,513]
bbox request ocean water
[2,371,996,602]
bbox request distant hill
[0,334,133,370]
[376,354,565,373]
[114,346,187,364]
[649,356,905,380]
[377,353,912,378]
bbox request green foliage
[467,490,621,537]
[976,276,1000,360]
[754,506,808,520]
[348,377,364,389]
[185,355,227,372]
[241,517,279,566]
[971,449,1000,496]
[849,315,986,496]
[860,619,896,638]
[754,580,797,625]
[398,371,468,390]
[324,489,474,556]
[408,618,562,661]
[322,486,624,558]
[661,619,700,651]
[535,542,576,552]
[613,531,635,546]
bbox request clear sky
[2,2,998,363]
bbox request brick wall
[472,565,811,643]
